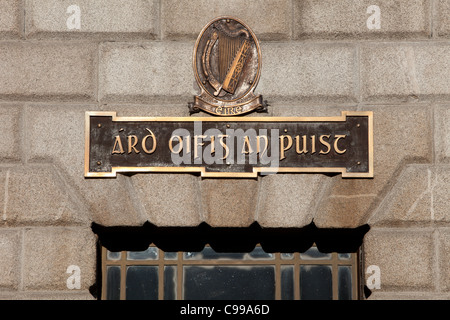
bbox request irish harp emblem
[190,17,267,116]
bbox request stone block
[26,0,159,40]
[294,0,431,39]
[23,227,96,291]
[99,42,195,103]
[364,229,435,291]
[368,292,450,300]
[26,105,90,169]
[0,0,22,38]
[131,174,202,227]
[369,165,450,226]
[0,291,95,300]
[270,105,355,118]
[436,0,450,37]
[258,43,357,103]
[0,42,96,101]
[5,166,87,226]
[439,229,450,291]
[432,165,450,223]
[26,105,144,226]
[0,230,21,290]
[329,105,432,198]
[100,104,191,118]
[0,169,6,223]
[435,105,450,163]
[368,165,432,226]
[320,105,432,227]
[360,43,450,102]
[161,0,291,40]
[314,194,377,228]
[82,177,147,226]
[257,174,322,228]
[0,105,21,162]
[201,179,258,227]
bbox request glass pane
[107,250,121,261]
[126,266,158,300]
[338,253,351,260]
[281,253,294,260]
[106,266,121,300]
[164,252,178,260]
[127,247,158,260]
[300,247,332,260]
[184,246,273,260]
[300,265,332,300]
[184,247,244,260]
[338,266,352,300]
[183,266,275,300]
[281,266,294,300]
[164,266,177,300]
[247,246,274,259]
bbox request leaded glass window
[101,244,359,300]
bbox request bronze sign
[85,111,373,178]
[189,16,267,116]
[85,18,374,179]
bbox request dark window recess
[300,265,333,300]
[93,221,369,300]
[184,266,276,300]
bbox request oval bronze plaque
[191,17,266,116]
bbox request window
[101,244,359,300]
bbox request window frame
[101,244,360,300]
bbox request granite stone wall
[0,0,449,299]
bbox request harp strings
[218,32,242,83]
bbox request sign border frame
[84,111,373,179]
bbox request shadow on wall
[91,221,370,254]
